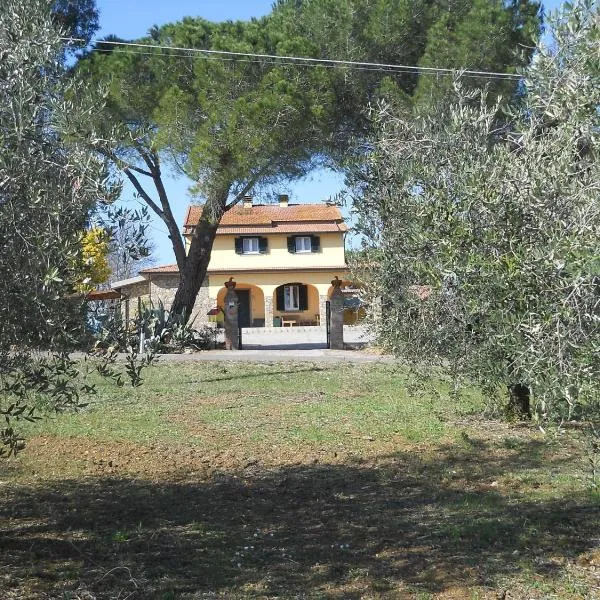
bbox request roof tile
[215,222,348,235]
[184,203,344,231]
[140,264,348,275]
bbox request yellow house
[112,195,350,328]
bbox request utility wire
[101,47,510,80]
[62,36,522,81]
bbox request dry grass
[0,361,598,599]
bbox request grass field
[1,361,598,599]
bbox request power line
[101,47,511,80]
[62,36,522,81]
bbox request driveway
[155,348,393,363]
[158,325,388,363]
[237,324,373,351]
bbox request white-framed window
[242,237,259,254]
[284,285,300,311]
[295,236,312,253]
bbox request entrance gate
[325,300,331,349]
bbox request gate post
[223,277,239,350]
[329,276,345,350]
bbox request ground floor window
[276,283,308,312]
[284,284,300,311]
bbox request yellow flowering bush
[75,226,111,292]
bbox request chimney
[243,195,253,209]
[278,194,289,208]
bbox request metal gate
[325,300,331,349]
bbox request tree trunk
[170,187,229,320]
[507,383,531,419]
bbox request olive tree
[0,0,144,455]
[353,0,600,422]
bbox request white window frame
[284,285,300,311]
[295,236,312,253]
[242,237,260,254]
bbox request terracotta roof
[183,203,345,233]
[140,264,348,275]
[214,222,348,235]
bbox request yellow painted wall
[207,270,346,301]
[197,232,345,270]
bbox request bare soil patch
[0,363,598,599]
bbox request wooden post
[223,277,239,350]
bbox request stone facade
[328,279,345,350]
[319,294,328,327]
[148,274,211,324]
[264,295,273,328]
[149,274,180,309]
[193,279,212,325]
[114,272,350,332]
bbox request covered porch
[207,269,350,329]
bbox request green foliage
[51,0,99,51]
[93,299,214,356]
[97,204,153,281]
[79,15,342,200]
[0,351,95,456]
[135,300,215,353]
[272,0,542,116]
[0,0,110,350]
[353,0,600,423]
[0,0,149,456]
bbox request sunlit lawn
[1,361,598,599]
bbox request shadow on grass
[0,440,597,599]
[197,364,328,383]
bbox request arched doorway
[216,283,265,328]
[273,282,320,326]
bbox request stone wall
[149,274,211,325]
[319,294,328,326]
[124,281,150,301]
[194,279,212,326]
[264,295,273,328]
[149,275,180,309]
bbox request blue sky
[95,0,563,267]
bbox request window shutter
[299,284,308,311]
[287,236,296,253]
[234,237,243,254]
[311,236,320,252]
[259,237,268,253]
[276,286,285,311]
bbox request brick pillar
[223,278,239,350]
[329,276,344,350]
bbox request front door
[237,289,251,328]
